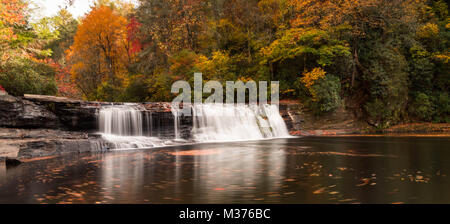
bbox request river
[1,136,449,204]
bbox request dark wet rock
[279,103,304,133]
[0,128,89,140]
[149,111,192,139]
[5,157,21,167]
[0,95,60,129]
[23,94,98,131]
[0,128,104,159]
[279,101,367,136]
[17,138,103,159]
[0,94,98,131]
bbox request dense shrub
[434,92,450,123]
[0,57,57,96]
[120,75,150,102]
[306,75,342,114]
[410,93,435,121]
[361,44,409,126]
[94,81,123,102]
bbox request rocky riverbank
[0,94,103,163]
[280,100,450,136]
[0,128,104,160]
[279,101,369,136]
[0,94,192,162]
[1,94,448,163]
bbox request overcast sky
[30,0,138,21]
[30,0,95,20]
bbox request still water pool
[0,136,449,204]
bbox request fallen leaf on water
[104,196,115,200]
[313,187,326,194]
[71,193,83,198]
[356,178,370,187]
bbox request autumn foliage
[0,0,27,59]
[0,0,26,36]
[67,5,132,100]
[0,0,449,126]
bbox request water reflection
[100,152,146,202]
[0,137,449,204]
[0,163,5,185]
[189,139,286,203]
[95,139,288,203]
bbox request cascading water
[172,108,181,140]
[99,105,144,136]
[97,103,290,150]
[98,105,166,150]
[191,104,290,142]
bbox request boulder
[0,95,60,129]
[24,94,98,131]
[17,138,103,159]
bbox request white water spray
[99,105,144,136]
[98,105,167,149]
[172,108,181,139]
[191,104,289,142]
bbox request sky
[30,0,96,20]
[30,0,138,21]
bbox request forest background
[0,0,448,128]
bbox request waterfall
[191,104,290,142]
[172,108,180,139]
[97,103,290,150]
[145,111,153,136]
[99,105,144,136]
[98,104,167,150]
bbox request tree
[0,0,27,61]
[46,9,79,63]
[135,0,208,69]
[0,0,61,97]
[0,57,57,96]
[67,5,130,100]
[56,0,447,125]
